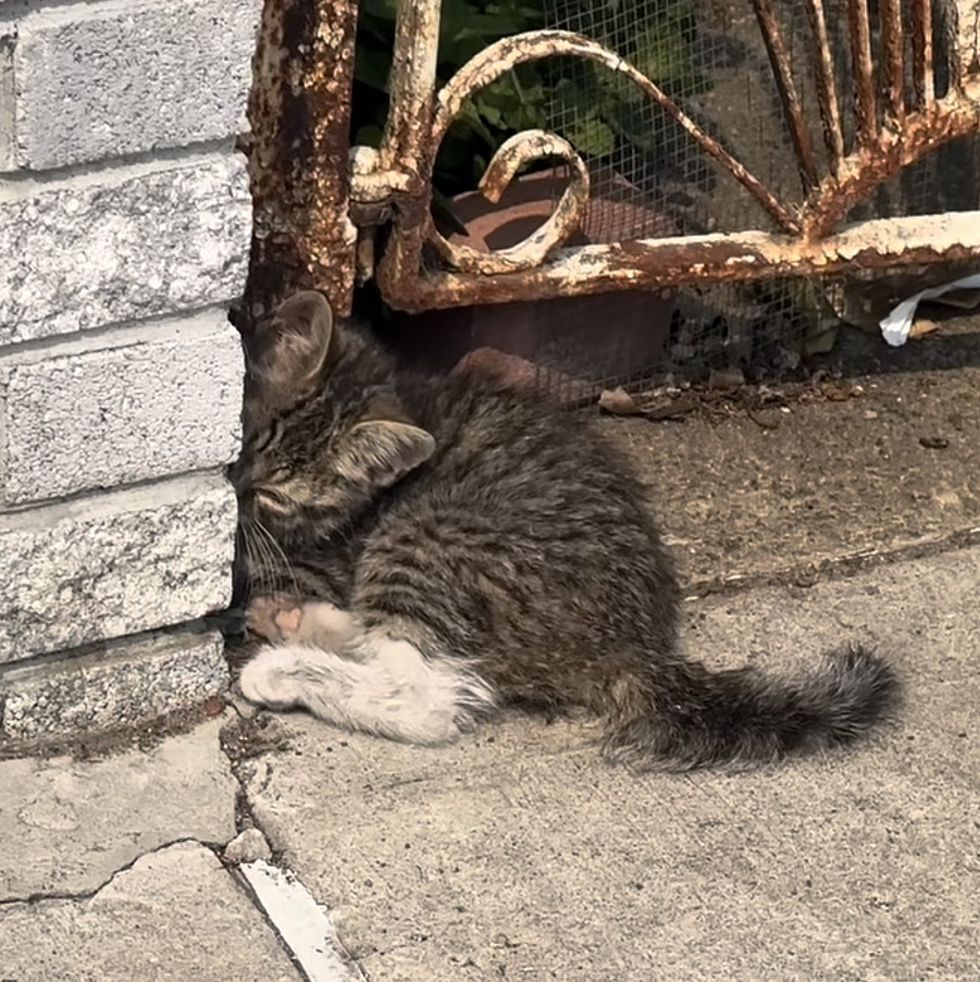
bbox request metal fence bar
[910,0,936,109]
[803,79,980,236]
[375,0,444,313]
[247,0,359,318]
[751,0,820,191]
[332,0,980,315]
[846,0,879,148]
[880,0,907,123]
[397,211,980,311]
[803,0,846,175]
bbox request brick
[11,0,260,170]
[0,152,251,347]
[0,629,230,743]
[0,309,244,504]
[0,32,13,172]
[0,473,236,663]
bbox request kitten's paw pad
[245,595,303,642]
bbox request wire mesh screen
[375,0,980,401]
[544,0,806,240]
[544,0,980,235]
[479,0,980,396]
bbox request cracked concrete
[0,842,301,982]
[1,542,978,980]
[2,362,980,978]
[0,541,976,979]
[0,708,357,981]
[238,546,979,981]
[0,718,237,901]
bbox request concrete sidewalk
[2,541,977,981]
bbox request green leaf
[566,113,616,158]
[475,100,505,129]
[354,49,392,94]
[629,25,692,84]
[605,98,662,154]
[456,102,498,147]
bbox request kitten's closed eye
[255,486,295,513]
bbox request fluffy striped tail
[604,644,899,771]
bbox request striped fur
[230,292,898,770]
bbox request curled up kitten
[229,291,898,771]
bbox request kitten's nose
[227,457,247,493]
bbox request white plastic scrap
[879,273,980,346]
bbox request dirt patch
[0,698,225,763]
[604,319,980,588]
[219,711,292,765]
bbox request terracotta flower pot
[385,168,675,398]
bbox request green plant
[351,0,711,198]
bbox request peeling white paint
[239,860,357,982]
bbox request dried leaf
[599,386,642,416]
[644,397,698,421]
[909,318,939,338]
[823,382,854,402]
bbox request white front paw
[238,647,303,709]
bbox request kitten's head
[230,291,435,547]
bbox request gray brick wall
[0,310,243,503]
[0,154,251,347]
[0,0,259,743]
[9,0,258,170]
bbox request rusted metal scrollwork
[427,28,801,241]
[347,0,980,313]
[427,130,590,274]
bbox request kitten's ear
[339,419,436,490]
[247,291,338,393]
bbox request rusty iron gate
[247,0,980,328]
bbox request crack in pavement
[216,711,366,981]
[683,521,980,600]
[0,835,221,909]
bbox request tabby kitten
[230,291,897,770]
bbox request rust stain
[880,0,907,124]
[910,0,935,109]
[751,0,819,192]
[378,24,803,309]
[243,0,358,324]
[426,130,590,275]
[803,81,980,237]
[374,0,443,311]
[301,0,980,318]
[846,0,878,148]
[385,212,980,312]
[428,30,801,234]
[803,0,845,175]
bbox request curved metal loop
[423,29,799,272]
[427,130,590,274]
